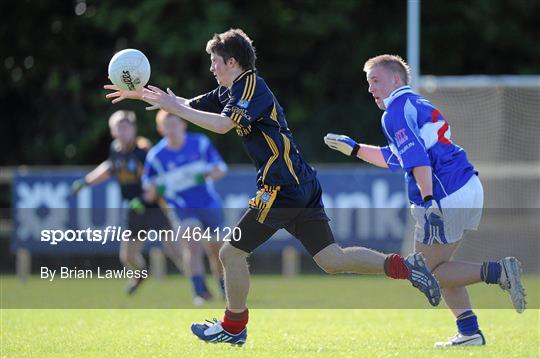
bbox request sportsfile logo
[121,70,141,91]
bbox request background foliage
[1,0,538,165]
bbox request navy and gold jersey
[189,69,315,188]
[108,136,151,201]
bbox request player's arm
[85,160,112,184]
[202,136,228,182]
[136,85,235,134]
[104,84,228,132]
[141,151,166,203]
[72,160,112,194]
[206,165,226,181]
[412,166,433,199]
[323,133,389,168]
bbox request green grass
[2,309,538,357]
[1,275,539,356]
[1,274,538,309]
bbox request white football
[108,49,150,91]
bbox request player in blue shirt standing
[71,110,184,295]
[105,29,441,346]
[143,109,227,304]
[324,54,526,347]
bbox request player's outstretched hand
[104,84,144,104]
[324,133,360,157]
[142,85,180,112]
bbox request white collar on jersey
[383,85,414,109]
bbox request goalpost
[405,0,540,271]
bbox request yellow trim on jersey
[237,73,256,103]
[233,68,254,84]
[270,103,278,122]
[245,74,256,100]
[261,131,279,184]
[240,74,252,100]
[281,133,300,184]
[230,112,241,124]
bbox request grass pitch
[1,275,538,357]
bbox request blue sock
[481,262,502,284]
[219,278,225,295]
[191,275,207,297]
[456,310,479,335]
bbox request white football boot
[498,257,526,313]
[434,331,486,347]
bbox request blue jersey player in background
[143,109,227,305]
[324,54,526,347]
[71,110,184,295]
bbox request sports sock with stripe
[456,310,479,335]
[222,308,248,334]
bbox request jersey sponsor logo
[395,128,409,146]
[232,106,251,120]
[399,142,415,155]
[237,99,250,108]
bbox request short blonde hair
[155,109,183,125]
[363,54,411,85]
[108,110,136,128]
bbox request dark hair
[206,28,256,69]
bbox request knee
[314,245,345,274]
[219,243,248,267]
[315,251,344,274]
[317,260,343,274]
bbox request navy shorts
[231,179,335,256]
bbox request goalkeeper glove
[71,179,87,195]
[324,133,360,157]
[128,197,145,215]
[422,195,446,244]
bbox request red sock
[384,254,410,279]
[222,308,248,334]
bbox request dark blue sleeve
[188,88,224,114]
[221,75,272,128]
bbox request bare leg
[219,242,250,312]
[161,239,184,274]
[415,241,474,317]
[181,238,205,276]
[204,240,224,280]
[119,239,146,270]
[313,243,386,274]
